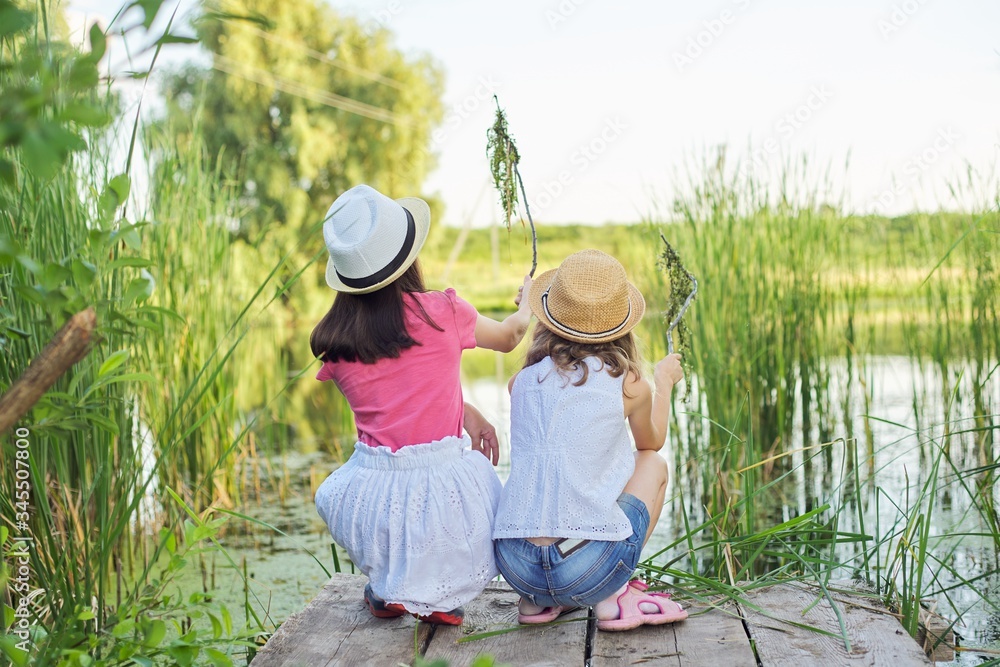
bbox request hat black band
[335,207,416,289]
[541,289,632,340]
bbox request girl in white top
[493,249,688,631]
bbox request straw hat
[528,249,645,344]
[322,184,431,294]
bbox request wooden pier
[251,574,946,666]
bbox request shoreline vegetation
[1,1,997,665]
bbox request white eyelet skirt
[315,435,502,615]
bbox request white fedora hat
[322,184,431,294]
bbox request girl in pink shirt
[312,184,531,625]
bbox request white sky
[67,0,1000,225]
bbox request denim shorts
[494,493,650,607]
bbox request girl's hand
[654,353,684,389]
[463,402,500,466]
[515,274,532,309]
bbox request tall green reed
[636,148,999,650]
[138,127,268,511]
[643,149,837,465]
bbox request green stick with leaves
[660,234,697,395]
[486,95,538,277]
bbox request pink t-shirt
[316,288,479,452]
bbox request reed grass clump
[635,148,999,653]
[642,150,837,466]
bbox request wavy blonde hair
[523,326,643,390]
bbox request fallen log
[0,307,97,433]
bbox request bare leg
[621,450,668,546]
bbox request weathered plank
[250,573,431,667]
[917,608,956,662]
[740,583,933,666]
[425,581,589,667]
[252,575,938,667]
[673,602,757,667]
[591,622,680,666]
[591,600,756,667]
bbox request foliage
[657,234,696,398]
[157,0,445,239]
[0,0,121,338]
[485,97,519,231]
[636,147,1000,460]
[133,121,351,508]
[1,0,151,657]
[0,0,109,183]
[485,96,536,276]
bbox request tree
[159,0,445,238]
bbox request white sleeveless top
[494,356,635,541]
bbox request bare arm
[474,275,533,353]
[625,353,683,451]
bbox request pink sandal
[518,603,579,624]
[596,580,687,631]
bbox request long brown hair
[523,325,642,389]
[310,260,442,364]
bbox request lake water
[201,356,998,665]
